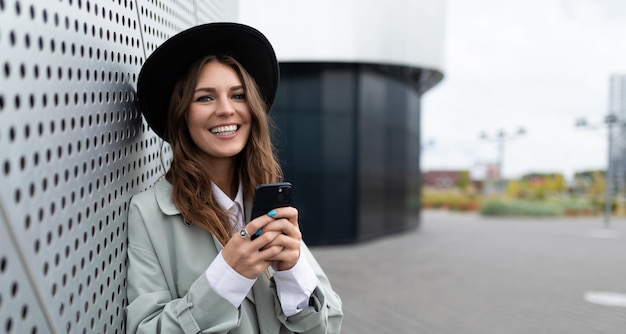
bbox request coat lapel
[243,197,281,332]
[253,270,281,334]
[244,198,252,224]
[243,199,257,303]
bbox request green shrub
[421,191,480,211]
[560,199,597,216]
[590,197,617,213]
[480,199,561,217]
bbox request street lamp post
[479,127,526,196]
[576,113,619,229]
[604,114,618,229]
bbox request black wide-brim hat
[137,22,279,141]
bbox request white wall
[238,0,446,73]
[0,1,236,332]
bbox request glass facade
[272,63,431,244]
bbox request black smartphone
[249,182,293,239]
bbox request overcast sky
[421,0,626,181]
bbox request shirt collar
[211,180,244,214]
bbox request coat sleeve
[125,195,241,334]
[271,243,344,334]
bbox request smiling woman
[126,23,343,333]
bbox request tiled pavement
[310,210,626,334]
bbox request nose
[215,96,235,117]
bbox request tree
[455,170,471,193]
[589,170,606,199]
[506,180,522,198]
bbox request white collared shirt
[204,180,318,316]
[211,181,246,232]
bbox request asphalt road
[310,210,626,334]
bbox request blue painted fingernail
[268,210,277,217]
[254,228,262,236]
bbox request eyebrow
[194,85,244,93]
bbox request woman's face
[186,61,252,163]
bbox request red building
[422,170,462,189]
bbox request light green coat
[125,178,343,333]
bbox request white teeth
[210,125,237,134]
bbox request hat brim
[137,22,279,141]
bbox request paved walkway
[310,210,626,334]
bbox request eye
[195,95,213,103]
[232,93,246,101]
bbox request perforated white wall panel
[0,1,234,332]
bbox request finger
[257,244,285,258]
[249,230,284,249]
[260,232,301,253]
[269,248,300,263]
[246,207,299,241]
[245,213,278,236]
[267,207,299,226]
[258,218,301,239]
[267,245,301,271]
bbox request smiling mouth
[209,124,239,136]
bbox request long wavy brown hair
[164,55,283,245]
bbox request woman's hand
[258,207,302,271]
[221,207,302,278]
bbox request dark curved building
[240,0,446,244]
